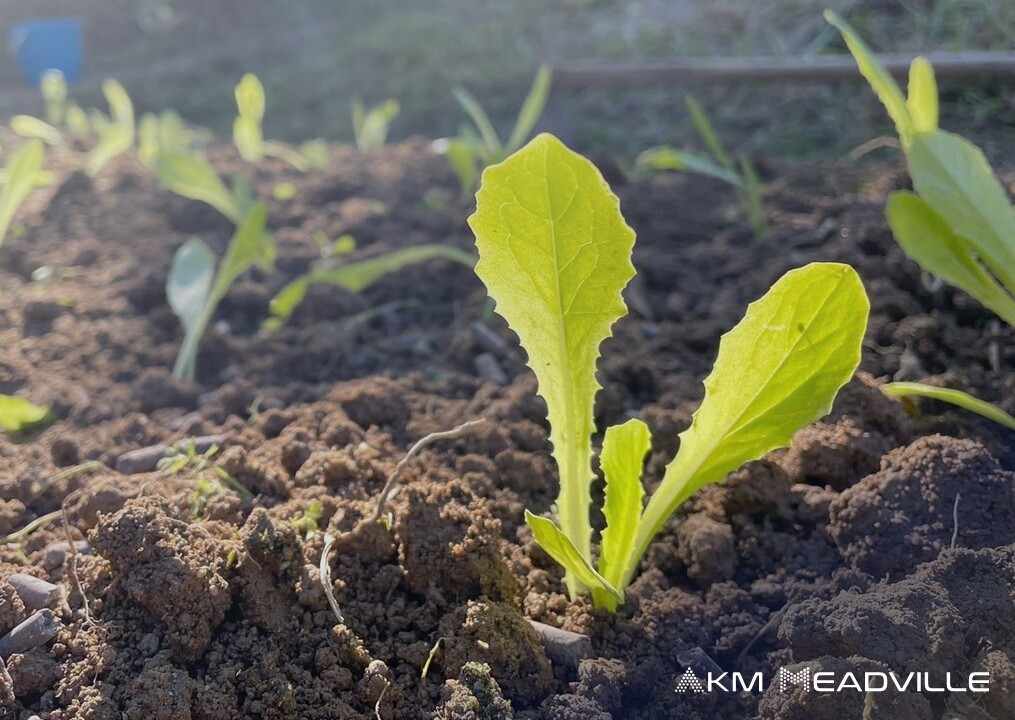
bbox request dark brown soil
[1,138,1013,719]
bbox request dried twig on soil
[0,510,63,546]
[319,534,344,625]
[374,679,390,720]
[951,492,961,550]
[61,507,94,626]
[371,418,487,520]
[7,574,62,610]
[0,609,62,658]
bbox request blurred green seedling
[86,80,136,176]
[352,98,400,151]
[265,243,474,330]
[167,203,275,380]
[636,94,766,237]
[232,74,318,171]
[0,394,52,432]
[830,10,1015,428]
[470,134,868,609]
[439,65,552,196]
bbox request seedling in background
[441,65,552,196]
[155,151,251,224]
[137,110,192,166]
[0,141,50,257]
[232,74,317,171]
[829,11,1015,429]
[469,134,868,609]
[167,203,275,380]
[352,98,400,151]
[265,243,475,330]
[86,80,136,176]
[0,394,51,432]
[637,94,767,237]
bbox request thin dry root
[372,418,487,520]
[319,534,344,625]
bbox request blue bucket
[8,17,84,85]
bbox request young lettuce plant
[351,98,400,151]
[829,11,1015,429]
[265,243,475,330]
[469,134,868,609]
[86,80,135,176]
[232,74,315,171]
[167,202,275,380]
[267,242,477,329]
[155,151,251,225]
[441,65,552,195]
[636,94,766,237]
[0,141,46,254]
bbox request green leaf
[505,65,552,155]
[0,394,51,432]
[137,113,160,165]
[353,99,400,152]
[886,192,1015,327]
[267,244,474,327]
[155,152,242,224]
[10,116,61,146]
[86,125,133,176]
[167,238,215,331]
[907,130,1015,291]
[686,94,733,171]
[739,156,767,238]
[235,74,265,122]
[453,87,502,157]
[825,10,912,143]
[65,104,90,138]
[171,203,273,380]
[635,146,743,187]
[468,133,637,593]
[234,117,263,163]
[882,382,1015,431]
[103,79,135,130]
[263,141,310,171]
[0,140,44,249]
[597,418,651,605]
[524,510,621,603]
[907,57,938,134]
[40,70,67,125]
[625,263,868,589]
[213,202,275,298]
[234,74,266,162]
[445,138,478,196]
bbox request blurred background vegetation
[1,0,1014,161]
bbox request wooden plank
[555,52,1015,86]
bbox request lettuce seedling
[443,65,552,195]
[0,140,46,254]
[637,94,766,237]
[155,151,249,225]
[10,115,62,146]
[265,244,475,330]
[830,11,1015,427]
[883,382,1015,431]
[469,134,868,608]
[0,394,51,432]
[86,80,135,176]
[352,98,400,152]
[40,70,67,126]
[232,74,312,171]
[167,202,275,380]
[138,110,191,166]
[828,11,1015,327]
